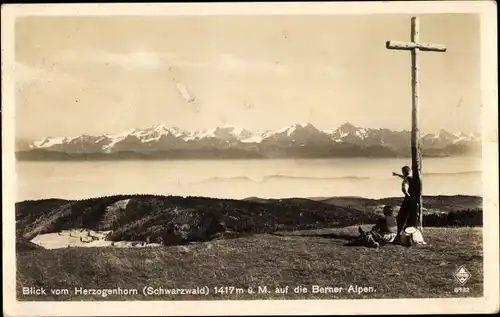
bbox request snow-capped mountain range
[17,123,481,160]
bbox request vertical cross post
[386,17,447,232]
[411,17,423,233]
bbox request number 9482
[454,287,470,293]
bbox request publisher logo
[454,266,471,285]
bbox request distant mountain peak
[22,122,480,158]
[292,123,313,128]
[339,122,357,129]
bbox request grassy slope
[16,237,45,252]
[17,226,482,301]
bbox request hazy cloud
[54,49,206,71]
[42,49,342,80]
[215,53,289,74]
[92,51,166,69]
[213,53,344,80]
[55,50,170,70]
[15,62,77,85]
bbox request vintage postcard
[2,1,498,316]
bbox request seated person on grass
[357,205,398,248]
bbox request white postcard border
[2,1,498,316]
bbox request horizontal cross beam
[386,40,447,52]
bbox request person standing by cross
[386,16,447,236]
[392,166,418,234]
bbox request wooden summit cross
[386,17,447,232]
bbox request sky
[14,14,481,140]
